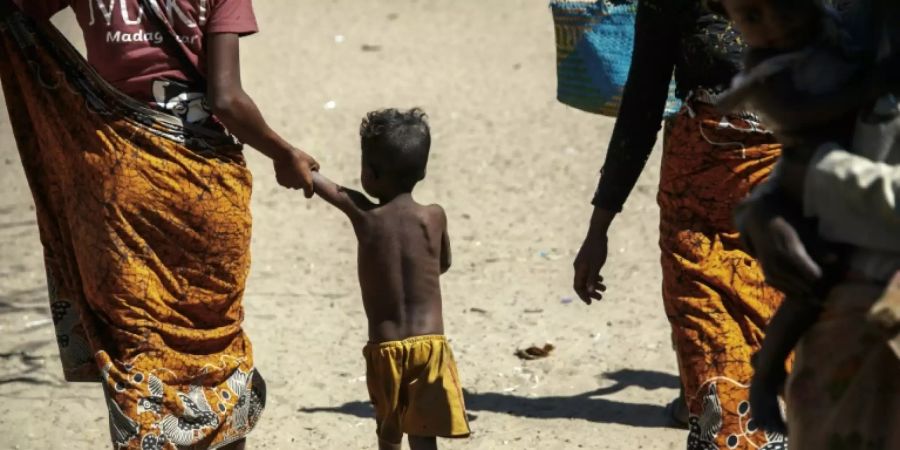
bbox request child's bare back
[355,197,450,343]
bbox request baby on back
[312,108,469,450]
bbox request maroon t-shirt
[16,0,257,120]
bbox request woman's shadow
[298,369,680,429]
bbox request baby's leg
[751,296,821,434]
[408,435,438,450]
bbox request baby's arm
[312,173,374,221]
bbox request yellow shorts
[363,335,471,444]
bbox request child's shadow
[298,369,680,429]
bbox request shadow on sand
[298,369,680,429]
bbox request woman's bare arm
[206,32,319,196]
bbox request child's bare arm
[441,229,452,274]
[312,172,374,220]
[436,206,451,273]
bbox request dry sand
[0,1,683,448]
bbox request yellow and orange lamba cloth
[0,4,264,449]
[658,102,788,450]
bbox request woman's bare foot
[665,388,689,429]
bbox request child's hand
[274,148,320,197]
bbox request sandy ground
[0,1,685,448]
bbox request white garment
[803,94,900,281]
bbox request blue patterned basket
[552,0,682,117]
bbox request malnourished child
[312,108,470,450]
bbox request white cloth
[802,96,900,281]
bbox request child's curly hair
[360,108,431,191]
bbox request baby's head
[714,0,871,147]
[359,108,431,199]
[714,0,826,51]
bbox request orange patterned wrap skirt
[659,102,787,450]
[0,5,265,449]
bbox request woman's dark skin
[207,32,319,196]
[573,208,612,304]
[205,33,319,450]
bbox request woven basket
[552,0,681,117]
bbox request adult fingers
[589,276,605,300]
[583,264,600,303]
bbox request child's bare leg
[379,437,402,450]
[408,436,438,450]
[219,439,246,450]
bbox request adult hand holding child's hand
[274,148,320,197]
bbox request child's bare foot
[409,436,438,450]
[749,358,788,435]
